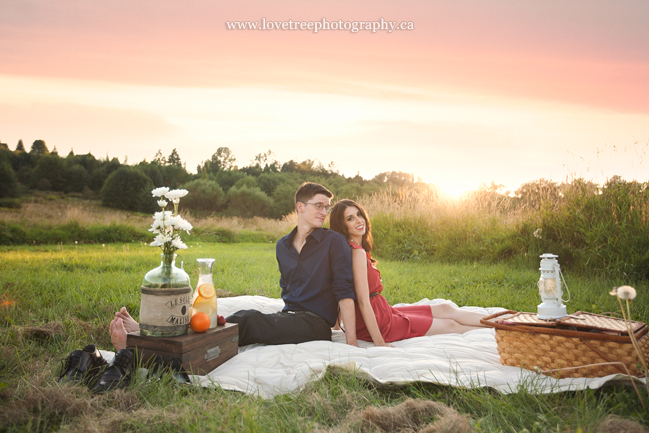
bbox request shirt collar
[284,227,326,245]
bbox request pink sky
[1,0,648,195]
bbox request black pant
[226,309,332,346]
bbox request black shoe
[169,356,190,385]
[58,344,108,385]
[144,354,165,382]
[92,349,133,393]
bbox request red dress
[350,242,433,343]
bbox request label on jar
[140,286,192,332]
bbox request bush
[0,221,148,245]
[0,198,21,209]
[64,164,91,193]
[215,170,247,192]
[181,179,226,213]
[232,176,258,190]
[257,172,282,196]
[100,167,155,213]
[535,177,649,279]
[0,222,27,245]
[0,160,19,198]
[269,181,300,219]
[31,154,66,191]
[226,186,272,218]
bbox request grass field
[1,243,647,432]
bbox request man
[226,182,359,346]
[109,182,358,349]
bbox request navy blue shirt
[276,227,355,326]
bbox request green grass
[1,243,647,432]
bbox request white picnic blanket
[102,296,645,398]
[193,296,646,398]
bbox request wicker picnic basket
[481,311,649,378]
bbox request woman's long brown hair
[329,199,373,255]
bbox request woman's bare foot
[115,307,139,333]
[110,317,128,351]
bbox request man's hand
[338,298,359,347]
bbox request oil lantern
[537,253,569,319]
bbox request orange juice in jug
[191,258,217,329]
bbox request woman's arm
[351,248,390,347]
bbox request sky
[1,0,648,196]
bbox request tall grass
[361,178,649,282]
[3,176,648,283]
[0,200,295,246]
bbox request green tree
[30,140,49,156]
[214,170,246,193]
[160,164,190,189]
[167,148,182,167]
[100,167,155,212]
[153,149,166,166]
[232,176,258,189]
[137,161,164,187]
[15,140,25,152]
[226,186,272,218]
[269,181,301,219]
[372,171,416,187]
[514,179,561,210]
[197,147,236,175]
[257,172,282,196]
[64,164,91,193]
[0,159,18,197]
[66,152,100,174]
[31,154,66,191]
[181,179,226,213]
[90,158,121,192]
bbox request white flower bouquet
[140,187,194,337]
[149,187,193,257]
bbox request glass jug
[140,253,192,337]
[191,258,217,329]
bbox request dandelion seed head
[617,285,637,300]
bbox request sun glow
[1,74,648,194]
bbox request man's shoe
[58,344,108,385]
[92,349,133,393]
[169,356,190,385]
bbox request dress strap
[348,240,363,250]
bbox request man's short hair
[295,182,333,204]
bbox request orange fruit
[190,312,210,333]
[198,283,216,299]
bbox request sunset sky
[1,0,648,196]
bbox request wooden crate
[127,323,239,375]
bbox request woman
[329,199,488,346]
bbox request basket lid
[557,311,645,334]
[487,310,645,335]
[492,312,559,327]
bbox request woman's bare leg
[425,318,482,335]
[429,303,488,327]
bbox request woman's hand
[374,341,395,348]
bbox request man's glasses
[302,202,332,213]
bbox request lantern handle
[559,267,571,303]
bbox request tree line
[0,139,425,218]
